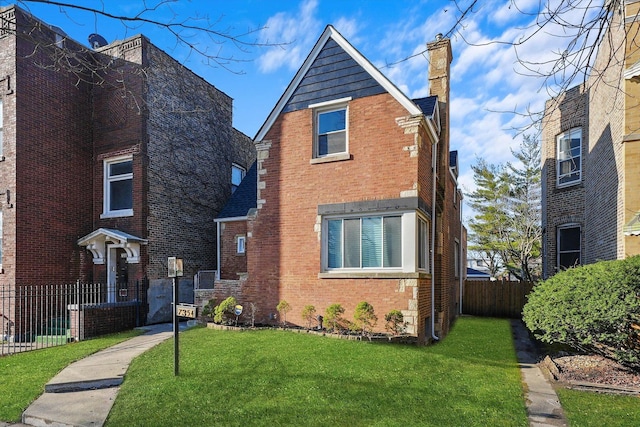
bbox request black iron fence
[1,279,148,356]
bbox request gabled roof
[254,25,424,142]
[216,161,258,221]
[624,213,640,236]
[413,96,437,117]
[77,228,147,264]
[77,228,147,245]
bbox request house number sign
[176,304,197,319]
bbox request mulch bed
[542,354,640,395]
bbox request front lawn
[0,330,142,422]
[107,318,529,426]
[557,388,640,427]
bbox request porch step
[45,377,123,393]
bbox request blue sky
[10,0,571,221]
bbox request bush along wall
[522,255,640,368]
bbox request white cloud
[332,17,359,41]
[256,0,322,73]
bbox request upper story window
[102,156,133,218]
[557,225,580,270]
[310,98,351,161]
[556,127,581,187]
[231,164,245,193]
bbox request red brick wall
[90,40,147,285]
[219,220,247,280]
[12,9,94,285]
[245,93,431,333]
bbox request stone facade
[0,6,255,328]
[541,1,640,277]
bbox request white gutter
[216,221,221,280]
[430,139,439,341]
[459,190,464,315]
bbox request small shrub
[214,296,237,325]
[301,305,317,329]
[276,300,291,327]
[325,303,346,333]
[523,256,640,369]
[352,301,377,338]
[384,310,407,336]
[248,302,258,328]
[200,298,217,319]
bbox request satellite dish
[88,33,108,49]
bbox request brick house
[541,1,640,277]
[0,5,254,336]
[204,26,465,343]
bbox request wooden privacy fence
[463,280,535,318]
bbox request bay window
[327,216,401,269]
[323,209,430,274]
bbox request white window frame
[231,163,246,193]
[310,98,350,160]
[418,216,430,272]
[557,224,581,270]
[102,155,134,218]
[322,210,429,274]
[556,127,582,187]
[236,235,246,254]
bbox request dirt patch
[546,354,640,392]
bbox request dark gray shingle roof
[412,96,437,117]
[217,161,257,220]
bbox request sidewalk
[511,319,567,427]
[2,320,565,427]
[17,323,184,427]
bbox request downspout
[431,139,439,341]
[459,191,464,315]
[216,221,221,281]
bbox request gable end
[283,39,386,113]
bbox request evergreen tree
[467,136,542,281]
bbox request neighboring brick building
[205,26,465,343]
[541,0,640,277]
[0,5,254,334]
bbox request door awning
[77,228,148,264]
[624,214,640,236]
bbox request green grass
[557,388,640,427]
[107,318,528,427]
[0,330,142,422]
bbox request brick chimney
[426,34,453,171]
[427,34,452,104]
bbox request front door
[107,247,128,303]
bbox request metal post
[173,276,179,376]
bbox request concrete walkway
[511,319,567,427]
[1,320,566,427]
[13,323,181,427]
